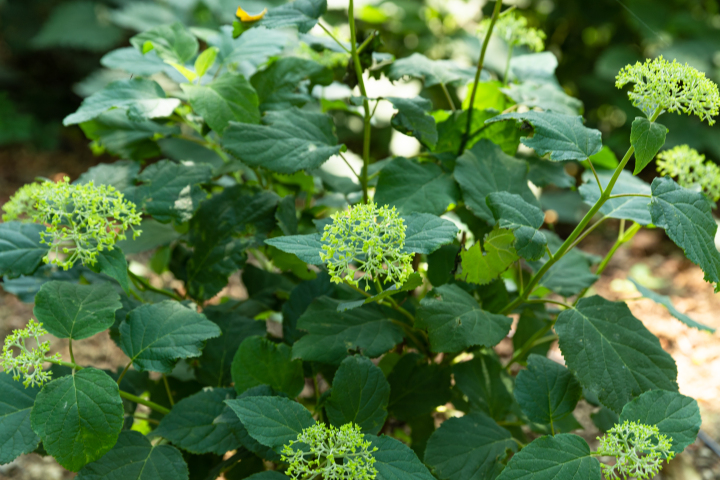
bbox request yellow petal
[235,6,267,22]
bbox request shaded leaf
[368,435,436,480]
[0,222,47,278]
[629,278,714,332]
[487,192,547,261]
[0,372,40,465]
[387,97,438,148]
[251,0,326,33]
[502,82,583,116]
[402,213,459,254]
[387,353,451,421]
[453,353,513,420]
[231,336,304,397]
[130,22,198,64]
[251,57,332,110]
[387,53,478,87]
[264,234,323,265]
[93,248,131,293]
[631,117,667,174]
[183,73,260,133]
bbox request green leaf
[0,372,40,465]
[456,227,518,286]
[630,117,667,174]
[182,73,260,133]
[76,159,140,192]
[223,108,342,174]
[619,390,701,454]
[0,222,47,278]
[194,47,218,78]
[152,388,243,455]
[514,354,582,426]
[555,295,678,413]
[250,57,332,110]
[265,234,323,265]
[231,336,304,397]
[454,139,538,223]
[368,434,436,480]
[119,300,222,373]
[252,0,326,33]
[433,109,521,155]
[387,97,438,148]
[424,411,516,480]
[101,47,167,76]
[487,192,547,261]
[502,82,583,116]
[453,353,513,420]
[211,26,290,78]
[93,247,131,293]
[31,368,124,472]
[326,356,390,435]
[292,297,404,364]
[629,278,714,332]
[63,79,181,126]
[33,281,122,340]
[401,213,459,254]
[75,430,188,480]
[387,353,451,421]
[130,22,198,64]
[387,53,477,87]
[416,284,512,353]
[528,231,599,297]
[31,1,123,52]
[337,273,422,312]
[275,195,299,236]
[374,157,459,215]
[462,81,512,112]
[282,273,335,344]
[579,169,652,225]
[224,396,315,451]
[496,434,601,480]
[527,158,575,189]
[487,111,602,161]
[650,176,720,292]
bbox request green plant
[0,0,711,479]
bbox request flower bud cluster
[597,420,674,480]
[2,177,142,270]
[281,423,378,480]
[656,145,720,201]
[479,12,546,52]
[1,320,60,388]
[320,203,413,290]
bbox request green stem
[68,339,75,365]
[128,270,183,302]
[505,322,555,370]
[457,0,503,155]
[523,298,572,309]
[162,374,175,407]
[503,45,514,85]
[349,0,372,204]
[587,156,603,194]
[356,31,377,55]
[318,22,351,53]
[608,193,652,199]
[440,83,456,111]
[116,361,132,385]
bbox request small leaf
[456,227,518,286]
[387,97,438,148]
[130,22,198,64]
[119,300,222,373]
[368,434,436,480]
[416,284,512,353]
[387,53,478,87]
[487,192,547,261]
[231,336,305,397]
[630,117,667,174]
[619,389,701,454]
[93,248,131,293]
[387,353,451,421]
[487,111,602,161]
[194,46,218,78]
[514,354,582,426]
[401,213,459,254]
[31,368,124,472]
[265,234,323,265]
[182,73,260,133]
[578,169,652,225]
[250,0,325,33]
[33,281,122,340]
[75,430,188,480]
[250,57,332,110]
[555,295,678,413]
[326,356,390,435]
[0,222,47,278]
[0,372,40,465]
[453,353,513,420]
[629,278,715,332]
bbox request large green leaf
[375,157,458,215]
[650,176,720,292]
[75,430,188,480]
[33,281,122,340]
[387,53,477,87]
[514,354,582,426]
[251,0,326,33]
[424,411,516,480]
[231,336,304,397]
[282,272,335,344]
[453,353,513,420]
[555,296,678,413]
[496,434,601,480]
[250,57,332,110]
[456,227,518,286]
[64,79,180,126]
[630,117,667,174]
[101,47,167,76]
[387,97,438,148]
[387,353,451,421]
[224,396,315,451]
[454,139,538,222]
[223,108,342,174]
[0,222,47,277]
[211,26,290,78]
[183,73,260,133]
[619,389,701,454]
[119,300,222,373]
[487,192,547,261]
[292,297,404,364]
[416,284,512,353]
[31,368,124,471]
[326,356,390,435]
[629,278,714,332]
[502,82,583,116]
[368,435,436,480]
[0,372,40,465]
[265,234,323,265]
[402,213,459,254]
[578,170,652,225]
[130,22,198,64]
[487,111,602,161]
[152,388,243,455]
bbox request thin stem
[457,0,503,155]
[550,417,555,436]
[523,298,572,309]
[68,340,75,365]
[349,0,372,204]
[503,45,514,85]
[318,22,351,53]
[47,358,81,370]
[517,261,524,294]
[608,193,652,199]
[356,31,377,55]
[505,322,554,370]
[119,391,171,415]
[440,83,456,111]
[567,216,608,251]
[128,270,183,302]
[339,152,360,179]
[116,361,132,385]
[162,375,175,407]
[587,157,603,194]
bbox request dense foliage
[0,0,714,479]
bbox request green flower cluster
[598,421,674,480]
[479,12,546,52]
[281,423,378,480]
[656,145,720,201]
[2,177,142,270]
[320,203,413,291]
[1,320,60,388]
[616,56,720,124]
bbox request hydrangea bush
[0,0,712,478]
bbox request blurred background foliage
[2,0,720,187]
